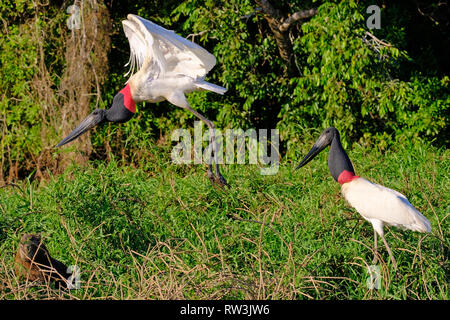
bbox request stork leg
[370,219,397,268]
[185,106,229,188]
[168,94,229,187]
[380,233,397,269]
[372,230,378,264]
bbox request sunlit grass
[0,139,448,299]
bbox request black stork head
[56,84,136,147]
[296,127,357,183]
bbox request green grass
[0,140,448,299]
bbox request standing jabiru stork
[296,127,432,268]
[56,14,229,187]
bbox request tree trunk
[57,0,111,172]
[255,0,317,76]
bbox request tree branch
[364,31,392,47]
[240,7,262,21]
[279,8,318,32]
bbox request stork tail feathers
[195,81,227,95]
[411,210,432,233]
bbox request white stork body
[296,127,432,268]
[57,14,229,186]
[121,14,229,186]
[342,177,431,267]
[122,14,226,102]
[342,177,432,234]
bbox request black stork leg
[185,105,229,188]
[168,94,229,188]
[207,163,215,184]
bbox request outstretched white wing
[122,14,217,80]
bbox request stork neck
[328,134,356,183]
[119,84,136,113]
[105,84,136,123]
[337,170,360,184]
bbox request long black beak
[56,110,105,147]
[295,134,330,170]
[295,145,323,170]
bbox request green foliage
[1,0,448,301]
[1,0,449,179]
[0,18,41,171]
[161,0,449,159]
[0,2,66,179]
[173,0,289,129]
[275,1,448,157]
[0,0,35,21]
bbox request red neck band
[119,84,136,113]
[338,170,360,185]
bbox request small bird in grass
[15,234,73,289]
[57,14,229,187]
[296,127,432,268]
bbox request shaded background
[0,0,448,182]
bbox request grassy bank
[0,140,448,299]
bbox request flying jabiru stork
[56,14,229,187]
[296,127,432,268]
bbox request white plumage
[342,177,431,267]
[122,14,216,79]
[342,177,431,234]
[122,14,229,186]
[122,14,227,104]
[121,14,226,105]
